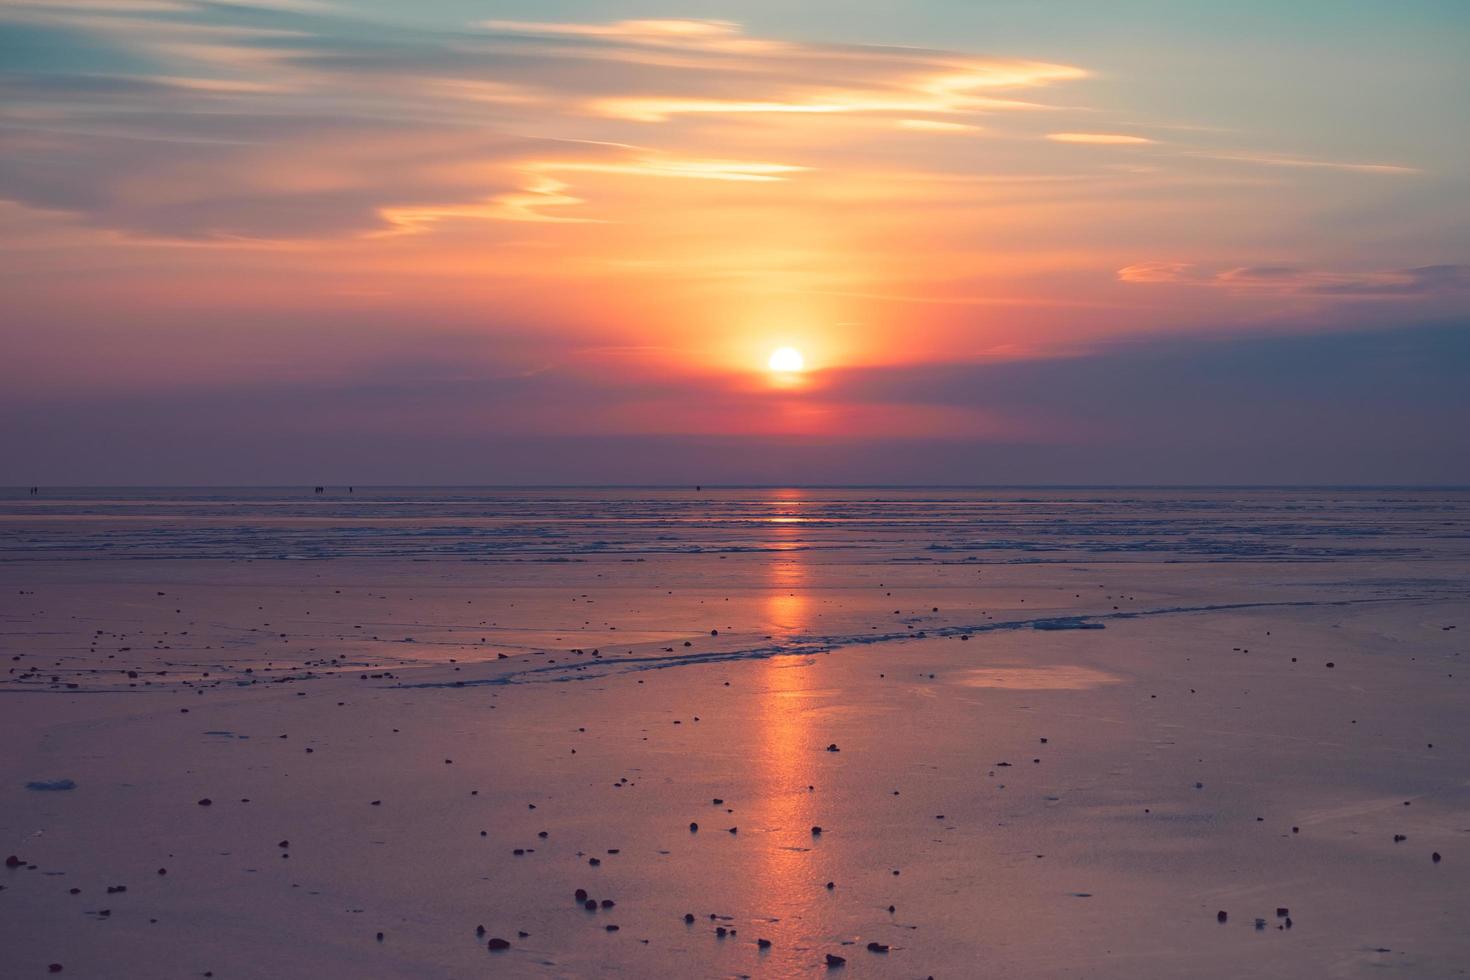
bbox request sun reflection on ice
[749,491,830,947]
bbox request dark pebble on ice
[605,924,619,932]
[689,823,699,832]
[867,942,890,953]
[1433,852,1442,863]
[476,925,485,936]
[197,798,212,806]
[584,899,597,911]
[601,900,615,909]
[826,744,840,752]
[487,938,510,950]
[812,826,823,835]
[575,889,588,902]
[1217,911,1228,923]
[684,913,695,923]
[825,953,846,967]
[758,938,772,948]
[25,780,76,792]
[5,855,23,868]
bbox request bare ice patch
[957,665,1120,690]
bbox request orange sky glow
[2,2,1467,483]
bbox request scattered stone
[487,937,511,950]
[25,779,76,792]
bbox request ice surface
[1,487,1467,977]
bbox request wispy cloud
[1185,151,1420,175]
[0,4,1090,238]
[1047,132,1155,145]
[1118,262,1468,296]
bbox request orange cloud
[1047,132,1155,144]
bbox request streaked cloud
[896,119,983,133]
[1118,262,1468,296]
[1047,132,1155,145]
[1185,151,1420,175]
[0,4,1089,238]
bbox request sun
[767,347,805,373]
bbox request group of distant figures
[26,486,361,496]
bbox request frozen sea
[2,487,1468,978]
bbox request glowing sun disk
[768,347,805,373]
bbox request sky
[2,0,1468,485]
